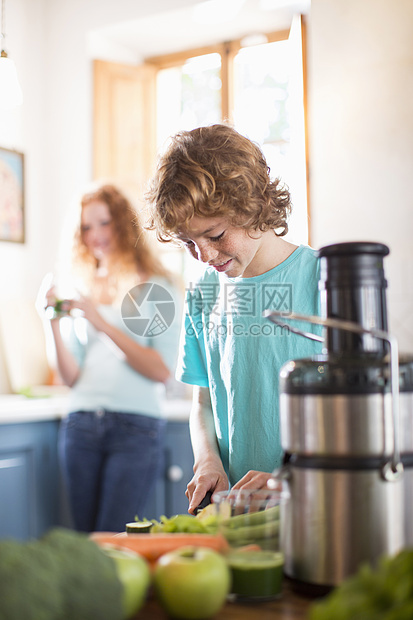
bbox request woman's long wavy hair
[72,184,171,288]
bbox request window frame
[145,23,311,243]
[145,29,291,124]
[93,19,311,243]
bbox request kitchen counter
[0,392,192,424]
[0,391,69,424]
[136,579,315,619]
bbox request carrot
[90,531,229,562]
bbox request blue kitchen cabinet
[0,415,193,539]
[164,420,194,517]
[141,419,194,520]
[0,420,60,540]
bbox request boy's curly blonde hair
[145,123,292,242]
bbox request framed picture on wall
[0,146,25,243]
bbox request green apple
[154,546,231,619]
[101,544,151,619]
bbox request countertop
[0,391,192,424]
[136,579,316,619]
[0,390,69,424]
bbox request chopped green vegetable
[148,504,280,542]
[133,515,152,523]
[196,502,219,521]
[17,386,51,399]
[221,518,279,545]
[150,514,216,534]
[223,505,279,529]
[126,521,153,534]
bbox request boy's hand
[231,470,276,491]
[186,467,228,515]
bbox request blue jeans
[59,409,166,532]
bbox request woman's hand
[36,274,71,321]
[36,279,81,387]
[36,272,58,319]
[69,295,107,331]
[69,295,170,382]
[44,285,57,310]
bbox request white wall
[0,0,199,305]
[0,0,199,392]
[0,0,412,361]
[0,0,48,298]
[308,0,413,350]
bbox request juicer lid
[318,241,390,258]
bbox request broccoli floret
[40,527,123,620]
[0,538,63,620]
[0,529,124,620]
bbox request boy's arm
[185,386,229,514]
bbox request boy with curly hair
[146,124,321,513]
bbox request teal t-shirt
[176,245,323,486]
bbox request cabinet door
[141,419,194,520]
[164,421,194,517]
[140,470,166,521]
[0,448,32,540]
[0,421,59,540]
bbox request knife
[193,491,213,515]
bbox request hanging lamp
[0,0,23,111]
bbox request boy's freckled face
[178,215,266,279]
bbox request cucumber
[125,522,152,534]
[222,518,280,545]
[224,505,279,529]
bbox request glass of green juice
[212,488,288,601]
[45,298,72,320]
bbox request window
[149,17,308,247]
[156,53,222,149]
[93,17,309,280]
